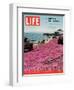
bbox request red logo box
[25,16,40,26]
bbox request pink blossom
[24,38,63,74]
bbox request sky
[24,14,64,33]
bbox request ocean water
[24,32,48,41]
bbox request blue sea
[24,32,48,41]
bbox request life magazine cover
[22,13,64,75]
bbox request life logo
[25,16,40,26]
